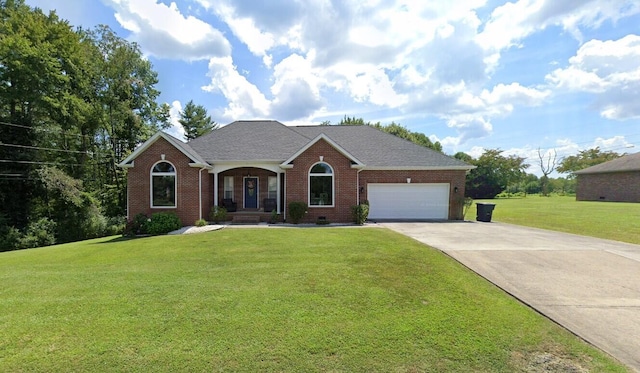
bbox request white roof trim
[361,165,476,171]
[117,131,206,168]
[280,134,365,167]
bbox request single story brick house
[118,120,474,224]
[575,152,640,202]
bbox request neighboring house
[575,152,640,202]
[118,120,474,224]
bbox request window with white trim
[223,176,234,199]
[309,162,334,206]
[151,161,176,208]
[267,176,277,199]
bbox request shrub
[209,206,227,223]
[146,212,182,236]
[123,213,149,237]
[288,202,308,224]
[105,216,127,236]
[195,219,207,227]
[0,226,22,252]
[20,218,56,249]
[462,197,474,220]
[351,202,370,225]
[270,209,279,224]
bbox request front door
[244,177,258,208]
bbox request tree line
[456,147,624,199]
[0,0,213,250]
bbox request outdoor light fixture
[454,186,459,193]
[359,186,364,194]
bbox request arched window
[309,162,334,207]
[150,161,176,208]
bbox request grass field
[476,195,640,244]
[0,228,628,372]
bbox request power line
[0,121,123,141]
[0,159,85,166]
[0,142,90,154]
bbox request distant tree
[454,152,473,163]
[179,100,217,140]
[557,147,622,177]
[537,148,557,196]
[338,116,370,126]
[465,149,529,199]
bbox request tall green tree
[0,0,91,226]
[557,147,623,178]
[88,25,169,216]
[0,1,168,247]
[179,100,217,140]
[464,149,529,199]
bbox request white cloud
[165,100,185,140]
[105,0,230,61]
[201,56,271,120]
[476,0,640,68]
[546,34,640,119]
[270,54,324,120]
[213,3,276,66]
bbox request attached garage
[367,183,450,220]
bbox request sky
[25,0,640,175]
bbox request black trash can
[476,203,496,222]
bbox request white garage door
[368,183,450,220]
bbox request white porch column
[213,171,219,207]
[276,172,282,214]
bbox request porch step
[231,215,262,224]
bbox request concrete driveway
[381,221,640,372]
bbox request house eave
[361,165,476,171]
[117,131,206,168]
[189,162,213,169]
[575,169,640,175]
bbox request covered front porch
[211,166,285,218]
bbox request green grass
[477,195,640,244]
[0,228,628,372]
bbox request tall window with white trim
[267,176,277,199]
[223,176,234,199]
[151,161,176,207]
[309,162,334,206]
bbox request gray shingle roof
[574,152,640,174]
[291,125,470,168]
[185,120,472,169]
[187,120,309,161]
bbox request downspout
[198,167,206,220]
[357,169,363,205]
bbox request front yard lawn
[0,228,628,372]
[477,195,640,244]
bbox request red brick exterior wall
[126,137,210,226]
[285,139,359,223]
[576,172,640,202]
[359,169,467,220]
